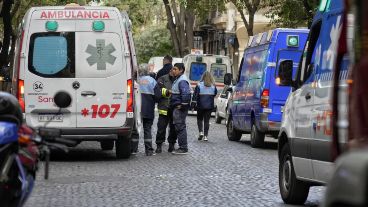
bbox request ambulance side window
[29,32,75,78]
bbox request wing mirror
[224,73,232,85]
[276,60,293,86]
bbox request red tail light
[18,80,25,112]
[260,89,269,108]
[126,79,134,112]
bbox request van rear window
[29,33,75,78]
[190,62,206,81]
[210,64,226,83]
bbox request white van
[11,4,137,159]
[147,56,182,73]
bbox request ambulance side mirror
[54,91,72,108]
[277,60,293,86]
[224,73,232,85]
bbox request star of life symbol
[86,39,116,70]
[212,68,224,78]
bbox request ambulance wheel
[227,115,242,141]
[100,140,114,150]
[215,109,222,124]
[279,144,310,204]
[115,136,131,159]
[250,123,265,148]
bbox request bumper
[59,118,134,141]
[259,113,281,132]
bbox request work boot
[172,148,188,155]
[168,143,175,152]
[155,144,162,153]
[198,132,204,140]
[145,151,156,156]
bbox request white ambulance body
[11,5,137,158]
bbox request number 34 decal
[81,104,120,118]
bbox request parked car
[214,84,234,124]
[276,0,353,204]
[225,28,309,148]
[11,5,137,159]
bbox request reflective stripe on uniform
[158,109,168,115]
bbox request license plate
[38,114,63,122]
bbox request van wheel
[279,144,310,204]
[100,140,114,150]
[227,115,242,141]
[115,136,131,159]
[250,123,265,148]
[215,109,222,124]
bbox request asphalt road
[25,115,323,207]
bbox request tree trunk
[178,4,186,55]
[163,0,181,57]
[0,0,13,69]
[238,8,253,36]
[185,12,195,55]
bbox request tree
[134,25,174,63]
[227,0,264,36]
[163,0,225,57]
[265,0,319,28]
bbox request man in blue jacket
[136,64,157,156]
[169,63,191,154]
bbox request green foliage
[101,0,162,33]
[134,25,174,64]
[265,0,319,28]
[184,0,226,24]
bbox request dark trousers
[143,118,154,152]
[131,123,139,153]
[156,111,176,145]
[172,108,188,149]
[197,109,212,136]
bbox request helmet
[0,92,23,126]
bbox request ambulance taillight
[18,80,25,112]
[16,31,25,112]
[126,79,134,112]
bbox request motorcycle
[0,91,76,207]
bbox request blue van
[226,28,309,148]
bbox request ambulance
[11,4,137,159]
[183,53,232,113]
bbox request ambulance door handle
[81,91,96,97]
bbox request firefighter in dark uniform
[169,63,191,154]
[154,69,176,153]
[135,64,157,156]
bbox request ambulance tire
[215,109,222,124]
[279,144,310,204]
[227,115,242,141]
[100,140,114,151]
[115,136,131,159]
[250,123,265,148]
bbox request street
[25,115,323,207]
